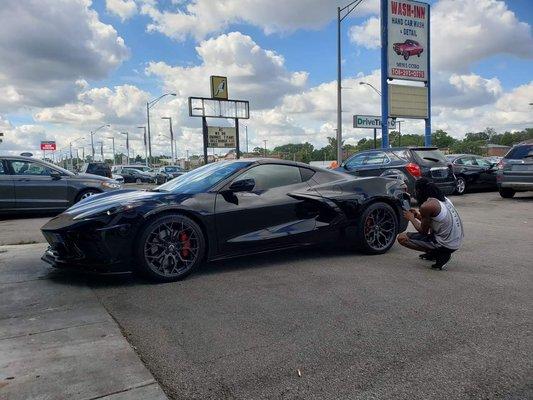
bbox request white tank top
[430,197,464,250]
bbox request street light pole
[337,0,364,165]
[263,140,268,158]
[245,125,249,153]
[121,132,129,164]
[90,124,110,161]
[138,126,148,166]
[161,117,174,164]
[146,93,177,164]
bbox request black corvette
[41,159,410,282]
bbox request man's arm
[403,200,439,234]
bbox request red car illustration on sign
[393,39,423,60]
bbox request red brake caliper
[179,232,191,258]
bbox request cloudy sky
[0,0,532,159]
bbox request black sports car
[41,159,410,282]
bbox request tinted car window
[392,150,411,161]
[505,145,533,160]
[364,152,389,165]
[299,167,315,182]
[413,149,447,164]
[462,157,476,166]
[453,157,464,165]
[475,158,491,167]
[9,160,52,175]
[344,153,367,169]
[0,161,5,174]
[239,164,302,190]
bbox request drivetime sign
[40,141,56,151]
[387,0,429,82]
[354,115,396,129]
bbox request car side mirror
[50,171,61,180]
[229,178,255,193]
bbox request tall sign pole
[380,0,389,149]
[425,5,432,146]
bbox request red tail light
[405,162,421,177]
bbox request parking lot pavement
[0,244,168,400]
[86,192,532,400]
[0,216,50,245]
[2,192,532,400]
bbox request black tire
[135,178,142,184]
[136,214,205,282]
[403,52,409,60]
[455,176,466,195]
[75,189,100,203]
[355,202,398,254]
[499,188,515,198]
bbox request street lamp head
[170,93,177,96]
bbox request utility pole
[161,117,174,164]
[263,140,268,158]
[138,126,148,166]
[245,125,248,153]
[146,93,177,164]
[337,0,364,164]
[121,132,129,164]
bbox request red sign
[40,141,56,151]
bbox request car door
[214,164,316,256]
[7,159,68,210]
[0,159,16,210]
[460,156,483,188]
[474,157,497,188]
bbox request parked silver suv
[0,156,122,213]
[497,142,533,198]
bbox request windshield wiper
[422,157,441,162]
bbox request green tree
[432,129,456,148]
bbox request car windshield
[156,161,252,194]
[505,145,533,160]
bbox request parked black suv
[80,162,112,178]
[337,147,457,195]
[497,142,533,198]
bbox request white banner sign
[354,115,396,129]
[387,0,429,82]
[207,126,236,148]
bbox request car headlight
[101,181,121,189]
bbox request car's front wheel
[135,178,141,184]
[136,214,205,282]
[455,176,466,195]
[403,52,409,60]
[356,202,398,254]
[75,189,100,203]
[499,188,515,198]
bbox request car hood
[72,172,113,181]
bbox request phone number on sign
[391,68,425,79]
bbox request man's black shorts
[405,232,440,250]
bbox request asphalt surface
[80,192,533,400]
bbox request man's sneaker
[419,251,437,261]
[431,251,452,270]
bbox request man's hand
[403,210,416,221]
[410,209,421,220]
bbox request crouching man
[397,178,464,270]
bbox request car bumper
[435,181,457,195]
[41,222,136,272]
[498,174,533,191]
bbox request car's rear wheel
[356,202,398,254]
[499,188,515,198]
[403,52,409,60]
[75,189,100,203]
[135,178,141,184]
[455,176,466,195]
[136,214,205,282]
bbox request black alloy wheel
[357,202,398,254]
[455,176,466,195]
[136,214,205,282]
[135,178,142,184]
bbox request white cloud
[106,0,138,21]
[146,32,308,109]
[140,0,379,41]
[348,0,533,71]
[0,0,129,111]
[349,17,380,49]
